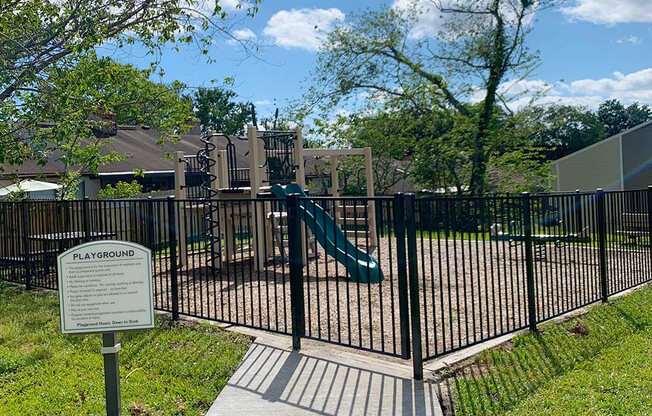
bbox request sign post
[58,241,154,416]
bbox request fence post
[393,193,411,359]
[521,192,537,332]
[574,190,583,232]
[82,196,91,243]
[287,193,305,350]
[405,194,423,380]
[21,201,31,290]
[648,186,652,273]
[167,196,179,320]
[146,196,155,250]
[596,188,608,302]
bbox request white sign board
[58,240,154,334]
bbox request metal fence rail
[1,187,651,379]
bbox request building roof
[1,126,345,184]
[0,125,207,178]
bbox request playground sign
[58,240,153,416]
[57,240,154,334]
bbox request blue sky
[101,0,652,119]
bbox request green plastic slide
[272,184,384,283]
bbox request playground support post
[393,193,411,359]
[173,151,187,267]
[364,147,378,252]
[522,192,537,333]
[329,155,339,197]
[596,188,609,302]
[287,193,305,350]
[248,126,267,271]
[405,194,423,380]
[208,142,225,268]
[215,150,229,189]
[167,196,179,320]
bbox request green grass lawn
[444,283,652,415]
[0,282,250,416]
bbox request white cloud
[483,68,652,111]
[565,68,652,103]
[263,8,345,51]
[560,0,652,24]
[616,35,642,45]
[226,28,257,44]
[392,0,534,40]
[219,0,240,11]
[506,68,652,109]
[392,0,444,39]
[254,99,271,106]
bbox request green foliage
[318,104,423,195]
[0,0,260,194]
[300,0,554,195]
[597,99,652,138]
[4,188,29,202]
[0,282,250,415]
[525,105,605,160]
[316,94,551,195]
[523,99,652,162]
[192,87,253,135]
[97,180,144,199]
[16,52,194,199]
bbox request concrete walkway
[208,335,444,416]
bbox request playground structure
[173,126,380,281]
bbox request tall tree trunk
[468,0,505,196]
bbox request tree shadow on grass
[430,300,649,415]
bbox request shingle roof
[0,126,211,178]
[1,126,325,180]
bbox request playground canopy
[0,179,61,199]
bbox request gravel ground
[150,236,651,360]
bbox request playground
[0,126,651,376]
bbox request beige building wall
[621,122,652,190]
[555,135,622,191]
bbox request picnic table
[616,213,649,246]
[30,231,117,258]
[27,231,117,274]
[0,231,117,274]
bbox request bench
[616,213,649,245]
[490,223,591,260]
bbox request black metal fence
[1,187,651,379]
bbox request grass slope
[0,283,250,415]
[447,283,652,416]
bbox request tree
[411,103,550,193]
[97,180,144,199]
[21,53,193,198]
[192,87,252,135]
[300,0,554,195]
[318,107,422,195]
[525,105,605,160]
[1,0,260,165]
[598,99,652,137]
